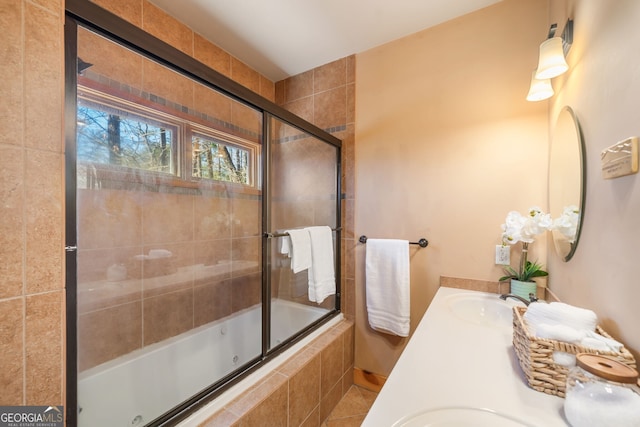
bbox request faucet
[499,293,539,306]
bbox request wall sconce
[526,71,554,101]
[526,20,573,101]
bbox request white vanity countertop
[362,286,569,427]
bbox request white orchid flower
[552,205,580,242]
[500,207,552,244]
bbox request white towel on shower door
[305,226,336,304]
[365,239,410,337]
[280,229,312,273]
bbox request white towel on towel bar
[305,226,336,304]
[365,239,410,337]
[280,229,312,273]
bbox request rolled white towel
[553,351,577,367]
[581,330,624,353]
[524,302,598,333]
[535,323,584,344]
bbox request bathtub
[77,299,336,427]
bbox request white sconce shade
[535,37,569,79]
[526,71,554,101]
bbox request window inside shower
[66,8,341,426]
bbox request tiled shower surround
[0,1,356,425]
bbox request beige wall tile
[24,3,62,152]
[194,33,231,78]
[142,58,194,108]
[343,323,354,373]
[194,279,232,327]
[342,200,354,240]
[91,0,143,27]
[194,195,232,240]
[274,81,285,105]
[319,380,342,422]
[193,83,234,125]
[346,55,356,85]
[231,238,261,274]
[341,367,354,394]
[29,0,61,15]
[346,83,355,124]
[142,241,195,296]
[77,188,143,250]
[0,298,24,404]
[276,346,319,377]
[314,59,346,94]
[282,97,314,125]
[76,247,144,285]
[76,247,144,313]
[230,272,261,312]
[299,406,320,427]
[341,127,355,198]
[193,239,232,277]
[288,355,320,426]
[230,57,260,93]
[231,197,261,238]
[78,301,142,371]
[344,278,355,321]
[142,192,194,244]
[142,1,193,55]
[284,70,313,102]
[143,289,194,345]
[25,149,63,294]
[0,146,24,299]
[0,0,23,147]
[320,336,343,397]
[270,200,313,231]
[25,291,63,405]
[259,75,275,102]
[241,380,288,427]
[231,101,262,136]
[313,87,346,130]
[78,27,143,89]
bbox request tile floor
[321,385,378,426]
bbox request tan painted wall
[354,0,550,375]
[547,0,640,362]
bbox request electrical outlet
[495,245,510,265]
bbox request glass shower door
[267,116,340,348]
[74,27,263,426]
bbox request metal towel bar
[358,235,428,248]
[263,227,342,239]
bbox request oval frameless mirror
[548,106,586,261]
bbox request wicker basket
[512,305,636,397]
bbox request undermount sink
[392,406,539,427]
[445,293,522,330]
